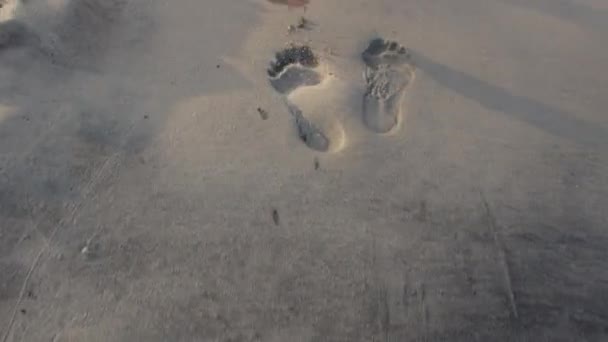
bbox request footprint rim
[362,38,412,70]
[267,44,319,78]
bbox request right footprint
[361,38,415,134]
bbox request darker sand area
[1,0,608,341]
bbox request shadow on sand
[498,0,608,37]
[410,49,607,148]
[0,0,259,339]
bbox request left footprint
[268,45,344,152]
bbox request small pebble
[297,16,309,29]
[257,107,269,120]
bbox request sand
[1,0,608,341]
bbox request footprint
[361,38,415,133]
[0,0,19,22]
[268,45,345,152]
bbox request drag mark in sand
[480,191,519,320]
[361,38,415,134]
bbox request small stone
[257,107,268,120]
[272,209,280,225]
[250,331,262,340]
[297,16,308,29]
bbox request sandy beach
[1,0,608,340]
